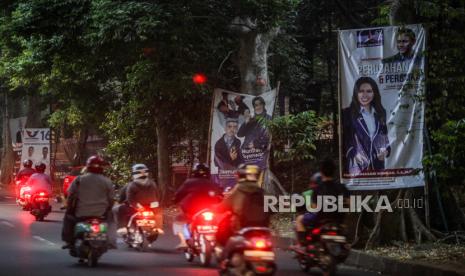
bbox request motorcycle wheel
[298,259,310,273]
[184,248,194,262]
[135,228,150,252]
[87,249,99,267]
[321,256,337,276]
[199,235,212,267]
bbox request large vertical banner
[210,88,277,188]
[339,24,426,190]
[9,116,27,151]
[21,128,51,174]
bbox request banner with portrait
[21,128,51,174]
[9,116,27,152]
[338,24,426,190]
[210,88,277,188]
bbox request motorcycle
[184,209,218,266]
[219,227,276,276]
[72,217,109,267]
[29,190,52,221]
[292,222,350,275]
[124,201,161,251]
[16,177,32,210]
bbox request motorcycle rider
[215,164,270,261]
[61,155,116,250]
[23,162,53,210]
[295,159,348,245]
[173,163,222,249]
[114,164,163,235]
[16,159,36,200]
[294,172,321,245]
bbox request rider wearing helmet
[15,159,36,199]
[114,163,163,235]
[25,162,53,195]
[173,163,222,249]
[215,164,270,260]
[61,155,115,249]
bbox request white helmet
[132,163,149,185]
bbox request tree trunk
[0,93,15,186]
[156,115,171,203]
[25,91,42,128]
[232,17,278,95]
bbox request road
[0,190,378,276]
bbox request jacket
[174,177,222,219]
[216,181,269,229]
[342,107,390,175]
[68,172,114,218]
[126,180,160,208]
[214,134,244,169]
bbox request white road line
[1,221,15,228]
[33,236,57,246]
[4,196,13,199]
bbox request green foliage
[424,119,465,184]
[267,111,322,162]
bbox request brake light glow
[250,237,270,249]
[312,228,321,235]
[327,231,338,236]
[91,224,100,233]
[24,186,31,191]
[39,192,46,196]
[202,211,214,221]
[255,266,268,273]
[142,211,154,217]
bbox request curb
[275,236,462,276]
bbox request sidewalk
[275,235,464,276]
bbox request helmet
[309,172,322,189]
[132,164,149,180]
[191,163,210,178]
[35,162,46,173]
[236,164,260,183]
[86,155,106,174]
[23,159,33,168]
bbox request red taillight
[24,186,31,191]
[326,231,338,236]
[306,235,312,241]
[255,266,268,273]
[39,192,46,196]
[91,224,100,233]
[64,178,69,184]
[312,228,321,235]
[142,211,154,217]
[251,238,270,249]
[202,211,214,221]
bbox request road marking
[33,236,57,247]
[1,221,15,228]
[4,196,13,199]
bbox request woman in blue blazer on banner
[342,76,391,175]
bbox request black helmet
[23,159,33,168]
[35,162,46,173]
[236,164,260,183]
[191,163,210,178]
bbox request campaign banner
[338,24,426,190]
[9,116,27,151]
[210,88,277,188]
[21,128,51,174]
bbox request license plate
[85,233,107,241]
[197,225,217,234]
[321,235,346,242]
[136,219,155,227]
[244,250,275,261]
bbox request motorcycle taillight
[91,224,100,233]
[250,237,272,249]
[312,228,321,235]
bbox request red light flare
[192,73,207,85]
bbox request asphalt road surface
[0,190,379,276]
